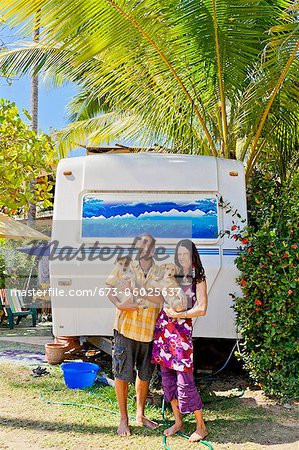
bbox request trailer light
[63,170,73,176]
[229,171,238,176]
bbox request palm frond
[0,0,297,173]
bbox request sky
[1,75,77,133]
[0,24,140,156]
[0,76,87,157]
[0,24,86,157]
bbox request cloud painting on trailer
[81,195,218,239]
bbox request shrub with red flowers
[227,171,299,399]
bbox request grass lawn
[0,358,298,450]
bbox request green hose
[161,397,214,450]
[39,388,136,420]
[162,435,172,450]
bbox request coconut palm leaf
[0,0,298,175]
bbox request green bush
[230,172,299,399]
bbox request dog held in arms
[150,263,187,312]
[105,255,135,303]
[105,255,148,307]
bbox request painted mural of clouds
[82,197,217,219]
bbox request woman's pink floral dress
[151,280,196,372]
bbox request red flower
[291,244,298,249]
[242,256,246,261]
[282,252,288,258]
[272,323,277,327]
[247,247,253,253]
[231,225,237,231]
[255,308,260,312]
[288,289,293,295]
[255,299,262,306]
[240,278,246,287]
[242,238,249,244]
[233,235,238,241]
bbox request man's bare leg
[115,378,131,436]
[164,399,183,436]
[135,375,159,429]
[189,409,207,442]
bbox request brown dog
[106,255,134,303]
[150,263,187,312]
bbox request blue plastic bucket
[61,362,100,389]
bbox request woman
[151,239,208,442]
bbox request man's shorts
[112,330,154,383]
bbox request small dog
[150,263,188,312]
[106,255,134,303]
[106,256,151,308]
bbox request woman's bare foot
[117,418,131,436]
[189,426,207,442]
[136,415,159,429]
[164,421,183,436]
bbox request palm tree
[0,0,298,180]
[28,12,40,227]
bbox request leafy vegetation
[228,171,299,398]
[0,1,298,178]
[0,99,55,214]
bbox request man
[106,233,163,436]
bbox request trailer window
[81,193,218,241]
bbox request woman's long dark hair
[174,239,206,285]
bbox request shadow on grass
[0,415,118,435]
[0,415,164,438]
[1,414,298,447]
[1,361,298,448]
[165,396,299,447]
[205,417,299,446]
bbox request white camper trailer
[50,152,247,342]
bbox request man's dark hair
[133,233,156,260]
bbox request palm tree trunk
[28,22,39,227]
